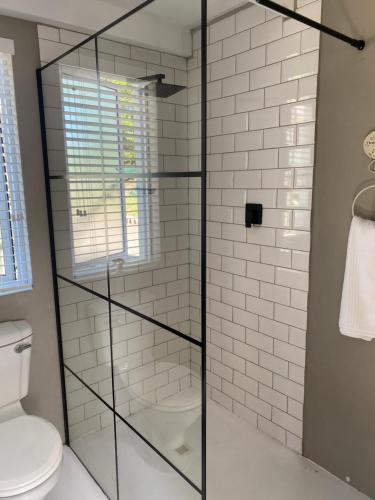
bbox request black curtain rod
[255,0,365,51]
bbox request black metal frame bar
[255,0,365,50]
[37,0,207,498]
[57,273,202,348]
[49,171,202,180]
[107,273,120,500]
[200,0,207,498]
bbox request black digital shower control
[245,203,263,228]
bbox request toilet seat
[0,415,62,498]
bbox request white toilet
[0,321,63,499]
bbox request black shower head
[139,73,186,98]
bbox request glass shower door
[38,0,206,498]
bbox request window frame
[0,46,32,296]
[0,170,14,282]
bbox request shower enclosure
[37,1,207,498]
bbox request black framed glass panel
[38,0,206,498]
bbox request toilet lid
[0,415,62,497]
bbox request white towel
[339,216,375,340]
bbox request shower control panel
[245,203,263,228]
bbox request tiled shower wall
[38,25,198,440]
[195,0,321,453]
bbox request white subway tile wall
[189,0,321,453]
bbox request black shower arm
[255,0,365,51]
[139,73,165,83]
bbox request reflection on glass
[105,176,201,339]
[58,277,113,402]
[111,309,202,489]
[59,64,159,279]
[116,417,201,500]
[65,370,118,500]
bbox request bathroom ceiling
[0,0,248,36]
[0,0,247,55]
[92,0,248,54]
[98,0,250,27]
[100,0,202,28]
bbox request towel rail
[352,185,375,216]
[254,0,365,51]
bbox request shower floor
[70,387,370,500]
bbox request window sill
[0,284,33,297]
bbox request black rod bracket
[255,0,365,51]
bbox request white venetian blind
[0,48,32,295]
[59,65,159,277]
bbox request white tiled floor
[207,402,370,500]
[46,447,106,500]
[49,401,371,500]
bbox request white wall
[196,0,321,453]
[0,15,65,439]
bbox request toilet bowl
[0,322,63,499]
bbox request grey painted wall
[0,16,64,438]
[304,1,375,498]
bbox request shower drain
[175,444,190,455]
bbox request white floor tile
[208,401,370,500]
[47,447,107,500]
[49,395,370,500]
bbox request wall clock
[363,131,375,159]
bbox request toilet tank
[0,321,32,409]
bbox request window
[60,65,159,278]
[0,43,32,295]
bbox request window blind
[0,51,32,295]
[59,65,159,278]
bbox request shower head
[139,73,186,98]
